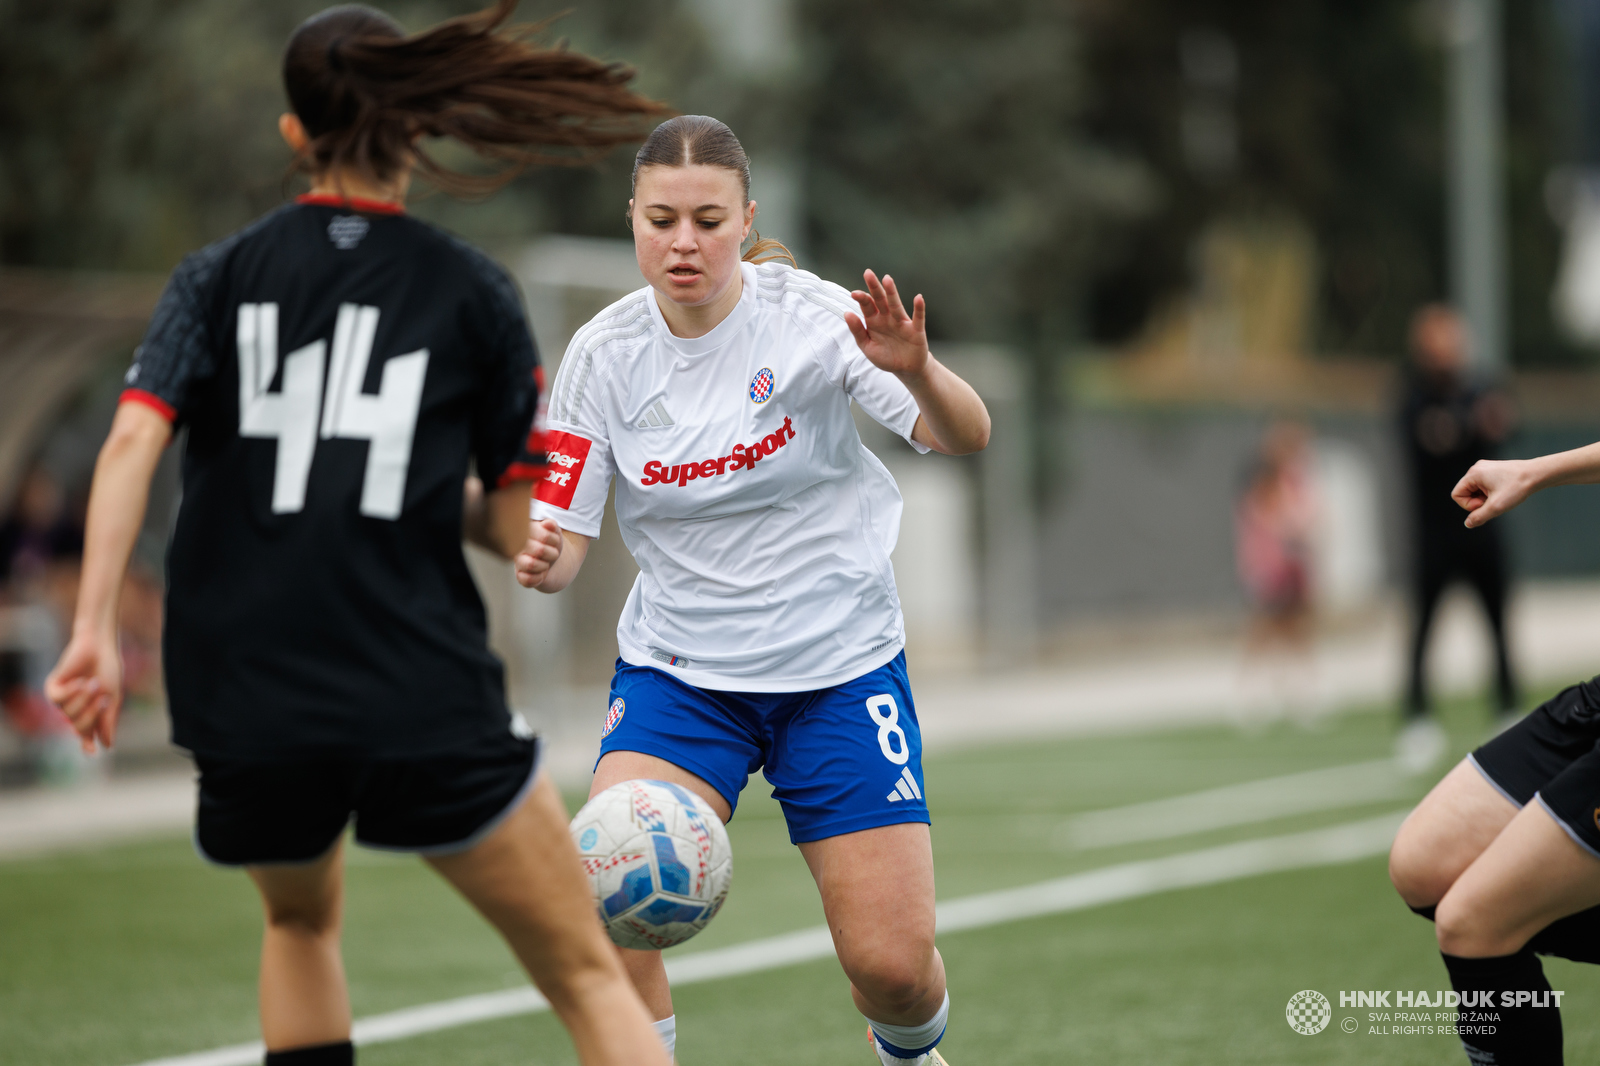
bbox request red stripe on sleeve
[119,388,177,422]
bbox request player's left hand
[514,517,563,588]
[845,270,930,378]
[43,629,123,753]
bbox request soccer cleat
[868,1025,950,1066]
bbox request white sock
[869,992,949,1065]
[651,1015,676,1058]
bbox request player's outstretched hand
[1452,458,1538,528]
[44,631,122,753]
[845,270,930,378]
[514,517,564,589]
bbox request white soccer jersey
[532,260,929,692]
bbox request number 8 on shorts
[866,694,909,765]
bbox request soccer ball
[569,779,733,950]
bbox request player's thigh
[1390,758,1517,906]
[591,751,732,824]
[798,821,937,973]
[1436,798,1600,957]
[426,774,614,981]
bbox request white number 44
[237,302,429,519]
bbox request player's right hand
[44,630,123,753]
[1451,458,1537,528]
[514,517,564,588]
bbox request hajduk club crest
[749,367,774,404]
[602,697,625,738]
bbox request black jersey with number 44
[124,196,544,761]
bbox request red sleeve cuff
[119,388,177,422]
[496,461,548,488]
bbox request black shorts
[1472,678,1600,860]
[194,730,540,867]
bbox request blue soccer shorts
[597,652,929,844]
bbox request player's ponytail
[631,115,799,268]
[283,2,670,194]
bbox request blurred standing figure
[1399,304,1517,768]
[1235,421,1320,723]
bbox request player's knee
[1435,893,1519,958]
[1388,820,1451,908]
[844,945,937,1014]
[260,892,341,939]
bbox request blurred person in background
[1397,304,1518,771]
[0,465,89,783]
[1234,421,1321,725]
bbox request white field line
[1058,757,1414,849]
[124,809,1408,1066]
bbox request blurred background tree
[1073,0,1582,365]
[0,0,1589,365]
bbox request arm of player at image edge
[512,513,589,594]
[1452,440,1600,528]
[844,269,990,455]
[44,401,173,752]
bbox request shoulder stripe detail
[757,270,857,319]
[551,297,652,423]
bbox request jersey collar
[296,192,406,215]
[648,262,759,356]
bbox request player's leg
[426,772,672,1066]
[248,844,353,1058]
[195,757,357,1060]
[587,749,732,1032]
[798,822,949,1059]
[1389,759,1516,911]
[767,653,949,1063]
[574,662,756,1060]
[1431,794,1600,1066]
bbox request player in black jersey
[1390,441,1600,1066]
[43,5,672,1066]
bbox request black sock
[1526,904,1600,965]
[1440,951,1562,1065]
[264,1041,354,1066]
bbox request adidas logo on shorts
[886,767,922,804]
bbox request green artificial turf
[0,691,1580,1065]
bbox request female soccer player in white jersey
[513,115,991,1066]
[42,5,674,1066]
[1390,446,1600,1065]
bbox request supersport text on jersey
[639,416,798,487]
[532,261,928,693]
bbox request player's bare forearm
[1526,442,1600,490]
[901,358,990,455]
[1454,442,1600,528]
[516,525,589,593]
[45,402,169,750]
[75,403,171,637]
[463,478,536,560]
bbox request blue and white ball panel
[599,652,929,844]
[570,778,732,950]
